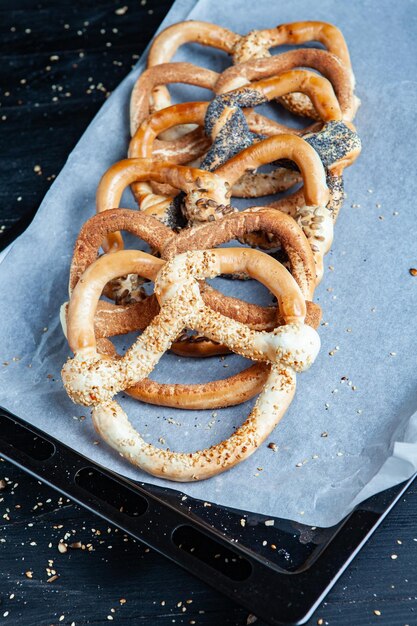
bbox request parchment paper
[1,0,416,527]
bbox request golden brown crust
[126,363,268,409]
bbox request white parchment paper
[1,0,416,527]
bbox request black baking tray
[0,406,414,626]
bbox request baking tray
[0,405,414,625]
[2,0,416,620]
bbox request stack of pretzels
[60,20,361,482]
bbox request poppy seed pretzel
[202,69,342,171]
[62,248,320,481]
[128,67,342,212]
[147,19,356,122]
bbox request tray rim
[0,406,414,626]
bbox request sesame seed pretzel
[62,247,320,481]
[147,20,356,123]
[65,207,321,409]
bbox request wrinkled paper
[0,0,416,527]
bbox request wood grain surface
[0,2,416,625]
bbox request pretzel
[62,248,320,481]
[129,98,300,212]
[128,61,302,205]
[70,206,319,315]
[67,206,320,407]
[97,134,330,282]
[130,48,357,162]
[147,20,355,121]
[130,115,360,235]
[129,68,342,211]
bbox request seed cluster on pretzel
[60,18,361,481]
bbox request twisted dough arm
[70,332,268,411]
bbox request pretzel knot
[62,248,320,481]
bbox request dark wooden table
[1,2,416,625]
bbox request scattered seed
[47,574,59,583]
